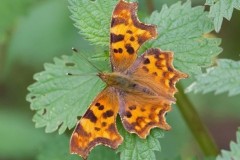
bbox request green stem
[0,28,14,79]
[176,84,219,156]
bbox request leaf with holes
[206,0,240,32]
[144,1,222,76]
[186,59,240,96]
[27,53,107,134]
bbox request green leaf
[186,59,240,96]
[206,0,240,32]
[144,1,222,76]
[117,121,163,160]
[27,53,106,134]
[216,128,240,160]
[68,0,117,46]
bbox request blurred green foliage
[0,107,49,159]
[0,0,240,160]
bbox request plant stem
[175,84,219,156]
[0,28,14,79]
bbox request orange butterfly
[70,0,187,159]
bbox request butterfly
[70,0,187,159]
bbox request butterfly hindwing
[119,93,171,138]
[127,48,188,99]
[118,48,188,138]
[110,0,157,72]
[70,87,123,159]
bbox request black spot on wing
[84,110,97,123]
[94,127,100,131]
[111,33,124,43]
[111,17,127,27]
[126,30,133,34]
[125,111,132,118]
[143,58,150,64]
[95,102,104,110]
[103,110,114,118]
[102,122,107,127]
[129,105,136,110]
[98,105,104,110]
[118,48,123,53]
[125,44,135,54]
[95,102,100,106]
[130,36,135,41]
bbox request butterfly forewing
[70,87,123,159]
[110,0,157,72]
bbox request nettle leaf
[144,1,222,76]
[117,121,163,160]
[68,0,117,47]
[186,59,240,96]
[27,53,106,134]
[206,0,240,32]
[216,128,240,160]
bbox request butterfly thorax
[98,72,157,96]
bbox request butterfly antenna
[72,47,102,73]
